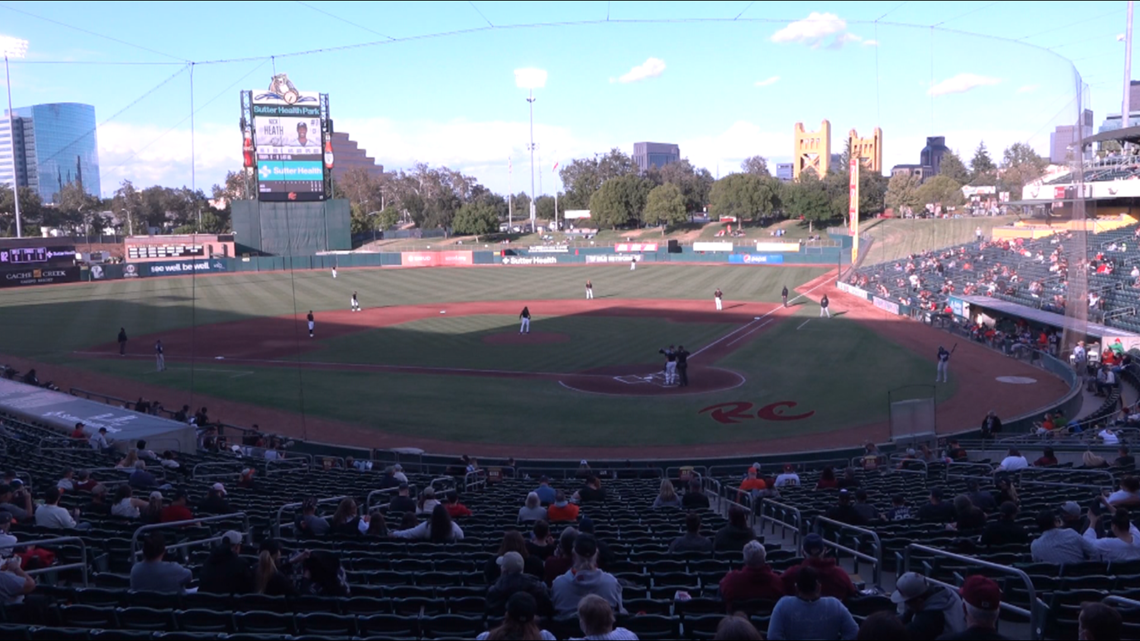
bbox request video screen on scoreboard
[251,90,325,202]
[0,246,76,266]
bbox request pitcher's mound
[483,332,570,346]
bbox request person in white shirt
[34,488,80,530]
[774,464,801,488]
[392,464,409,484]
[88,427,114,454]
[1107,477,1140,508]
[417,487,441,515]
[56,469,75,492]
[1084,507,1140,562]
[0,513,17,557]
[998,449,1029,472]
[1101,428,1121,446]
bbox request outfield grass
[859,215,1020,265]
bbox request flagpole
[553,162,559,232]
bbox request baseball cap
[505,591,538,623]
[580,459,588,466]
[803,533,825,555]
[1061,501,1082,517]
[393,464,403,471]
[211,482,226,495]
[398,482,409,490]
[960,575,1002,610]
[574,533,598,559]
[891,572,930,603]
[496,551,524,574]
[221,531,243,546]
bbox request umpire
[676,345,691,387]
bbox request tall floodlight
[1126,2,1135,132]
[1,35,27,238]
[515,68,547,231]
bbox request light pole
[1,35,28,239]
[527,90,536,232]
[514,68,546,234]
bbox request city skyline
[1,1,1133,198]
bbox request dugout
[949,295,1140,351]
[232,199,351,256]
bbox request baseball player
[117,327,128,356]
[782,286,789,308]
[586,280,594,300]
[332,264,338,279]
[519,306,531,334]
[630,257,637,271]
[820,294,831,318]
[676,345,691,387]
[659,345,678,385]
[351,292,360,312]
[307,311,315,338]
[936,346,951,383]
[715,288,723,311]
[154,340,165,372]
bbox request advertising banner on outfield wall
[143,260,230,277]
[614,243,658,252]
[586,254,643,264]
[693,242,734,252]
[502,255,559,266]
[836,281,870,299]
[755,242,802,252]
[0,266,81,288]
[728,254,784,265]
[528,246,569,253]
[873,296,901,315]
[400,251,474,267]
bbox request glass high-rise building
[1,103,100,204]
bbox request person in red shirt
[719,540,784,611]
[737,467,767,501]
[779,533,857,602]
[444,490,472,518]
[816,467,839,490]
[546,491,580,522]
[70,423,86,441]
[160,490,194,524]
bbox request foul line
[690,277,832,360]
[797,319,812,330]
[726,319,773,347]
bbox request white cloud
[862,39,879,47]
[1119,33,1126,42]
[613,57,666,84]
[771,12,860,49]
[676,121,791,175]
[1017,84,1040,94]
[97,121,240,196]
[513,67,547,90]
[928,73,1002,97]
[754,76,780,88]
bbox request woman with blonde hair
[116,449,139,470]
[653,478,681,509]
[140,491,164,524]
[255,539,298,596]
[329,498,364,536]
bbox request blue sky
[1,1,1132,198]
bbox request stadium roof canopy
[1082,125,1140,147]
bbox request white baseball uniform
[351,294,360,312]
[715,290,723,311]
[332,267,337,279]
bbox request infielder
[936,345,952,383]
[715,288,723,311]
[820,294,831,318]
[659,345,678,385]
[586,280,594,300]
[307,311,315,338]
[782,286,789,308]
[351,292,360,312]
[154,340,165,372]
[519,306,531,334]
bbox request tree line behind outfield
[0,141,1046,239]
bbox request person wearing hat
[88,427,115,454]
[737,467,767,502]
[891,571,967,639]
[774,464,801,488]
[767,566,857,640]
[551,533,622,618]
[1059,500,1088,532]
[533,476,556,505]
[200,530,254,594]
[478,591,556,640]
[486,551,553,618]
[780,533,857,602]
[546,490,580,523]
[160,490,194,524]
[938,575,1010,640]
[719,540,784,610]
[200,483,233,514]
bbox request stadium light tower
[515,68,547,231]
[1,35,28,239]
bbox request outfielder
[586,280,594,300]
[332,265,338,279]
[154,340,165,372]
[307,311,315,338]
[820,294,831,318]
[630,257,637,271]
[351,291,360,312]
[936,345,953,383]
[519,306,531,334]
[715,288,723,311]
[659,345,678,385]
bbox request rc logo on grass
[698,401,814,425]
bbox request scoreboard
[0,246,76,266]
[126,244,205,260]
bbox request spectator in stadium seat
[56,469,75,493]
[479,591,557,640]
[140,491,164,524]
[1034,447,1059,467]
[547,490,581,522]
[774,464,801,488]
[255,539,298,597]
[576,517,614,569]
[1079,602,1123,641]
[669,512,714,554]
[130,532,192,593]
[573,593,637,640]
[780,534,857,602]
[826,490,867,526]
[298,498,330,538]
[1107,477,1140,508]
[856,611,908,640]
[945,440,968,462]
[136,440,157,461]
[391,464,409,484]
[129,460,159,490]
[891,571,967,639]
[487,551,553,618]
[767,566,858,641]
[1060,501,1088,532]
[1032,508,1096,564]
[487,531,545,583]
[837,468,860,490]
[653,478,681,509]
[34,488,83,530]
[74,470,98,492]
[816,467,839,490]
[714,613,762,640]
[160,451,180,470]
[534,476,556,505]
[417,487,441,515]
[0,554,34,606]
[544,526,577,586]
[200,530,254,594]
[116,449,139,471]
[83,484,111,517]
[519,492,548,523]
[981,411,1003,440]
[69,423,86,441]
[398,513,418,529]
[392,504,464,542]
[575,476,607,503]
[940,575,1010,640]
[995,478,1018,507]
[527,520,557,561]
[445,490,472,518]
[300,550,350,597]
[981,502,1029,546]
[388,482,416,514]
[1084,507,1140,562]
[160,490,193,523]
[851,490,878,524]
[715,507,756,552]
[551,534,623,618]
[365,512,388,537]
[329,498,364,537]
[111,485,147,519]
[682,479,711,509]
[917,488,957,524]
[719,540,783,610]
[966,480,998,514]
[998,448,1029,472]
[200,483,233,515]
[884,494,912,521]
[952,495,987,531]
[1116,447,1136,469]
[88,427,114,454]
[737,467,767,501]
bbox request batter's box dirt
[563,365,746,396]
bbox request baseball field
[0,263,1068,457]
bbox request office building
[632,142,680,172]
[1,103,100,204]
[1050,110,1094,164]
[890,136,949,184]
[329,131,384,183]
